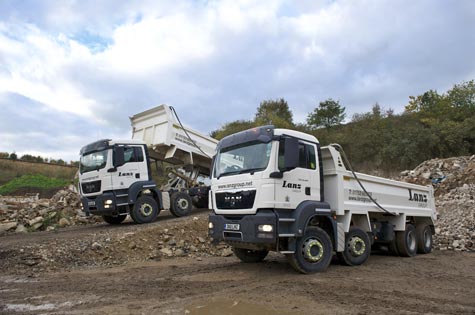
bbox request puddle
[185,298,280,315]
[3,301,76,313]
[4,303,57,312]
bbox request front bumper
[208,210,277,248]
[81,192,123,216]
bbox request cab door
[111,146,144,191]
[274,139,320,209]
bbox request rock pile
[400,155,475,252]
[400,155,475,196]
[0,189,101,234]
[0,213,233,273]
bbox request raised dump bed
[130,105,218,172]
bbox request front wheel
[287,227,333,274]
[233,248,269,263]
[102,214,127,225]
[337,227,371,266]
[130,196,159,224]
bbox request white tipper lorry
[208,126,437,273]
[79,105,217,224]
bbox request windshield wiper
[238,167,264,175]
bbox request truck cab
[79,139,162,224]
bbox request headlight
[208,222,214,229]
[105,200,113,205]
[258,224,273,232]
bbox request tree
[0,152,9,159]
[307,98,346,129]
[9,152,17,160]
[405,90,443,114]
[20,154,35,162]
[255,98,294,128]
[447,79,475,110]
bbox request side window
[278,139,317,171]
[278,139,285,171]
[307,145,316,170]
[124,147,136,163]
[134,147,144,162]
[298,144,306,168]
[298,142,317,170]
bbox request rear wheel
[130,196,159,224]
[170,192,192,217]
[387,237,399,256]
[416,224,433,254]
[102,214,127,225]
[287,227,333,274]
[233,248,269,263]
[337,227,371,266]
[396,224,417,257]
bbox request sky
[1,0,475,162]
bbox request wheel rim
[177,198,189,210]
[303,238,324,262]
[407,230,416,252]
[140,203,153,216]
[348,236,366,257]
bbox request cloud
[0,0,474,160]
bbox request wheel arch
[291,200,337,250]
[414,216,435,234]
[128,181,163,209]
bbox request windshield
[80,149,109,174]
[214,141,272,178]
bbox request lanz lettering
[282,180,301,190]
[408,189,428,203]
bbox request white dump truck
[79,105,217,224]
[208,126,436,273]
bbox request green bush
[0,174,70,195]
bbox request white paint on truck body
[211,128,436,232]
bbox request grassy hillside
[0,159,77,197]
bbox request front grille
[216,190,256,209]
[81,180,101,194]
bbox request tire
[130,196,159,224]
[396,224,417,257]
[192,196,208,209]
[416,224,433,254]
[337,227,371,266]
[387,237,400,256]
[102,214,127,225]
[287,227,333,274]
[170,192,192,217]
[233,248,269,263]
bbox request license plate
[225,223,240,231]
[88,201,96,206]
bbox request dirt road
[1,212,474,314]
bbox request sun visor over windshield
[80,139,111,155]
[217,125,275,151]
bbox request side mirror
[283,137,299,170]
[114,146,125,168]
